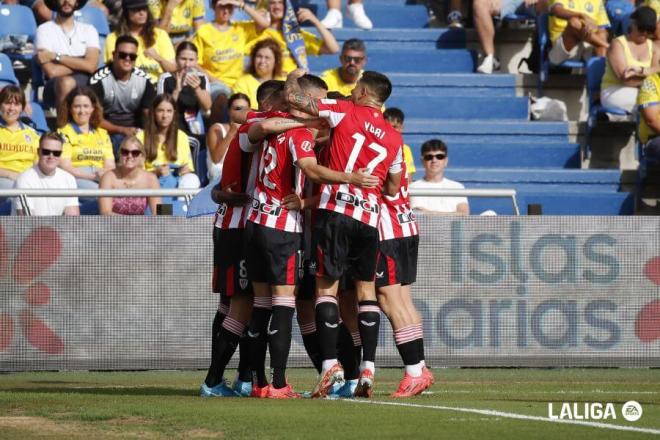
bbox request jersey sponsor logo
[397,212,415,224]
[216,203,227,216]
[251,198,282,216]
[335,191,379,214]
[360,320,377,327]
[24,133,33,144]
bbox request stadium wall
[0,216,658,371]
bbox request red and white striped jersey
[378,161,419,240]
[316,99,404,228]
[247,127,316,232]
[213,111,277,230]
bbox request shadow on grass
[4,387,197,397]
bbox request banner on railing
[0,216,657,371]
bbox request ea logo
[621,401,642,422]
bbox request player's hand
[287,68,308,81]
[304,118,329,130]
[215,182,251,206]
[282,193,303,210]
[350,168,379,188]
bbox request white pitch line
[344,399,660,436]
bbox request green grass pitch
[0,368,658,439]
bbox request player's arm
[247,117,323,143]
[383,171,402,196]
[211,182,250,206]
[297,157,378,187]
[284,69,320,116]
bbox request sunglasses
[40,148,62,157]
[117,51,138,61]
[120,148,141,158]
[423,153,446,161]
[342,55,365,64]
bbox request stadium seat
[536,13,586,96]
[0,199,11,216]
[0,5,37,62]
[387,95,529,120]
[0,53,19,86]
[195,146,209,188]
[584,56,629,159]
[326,28,465,50]
[25,102,49,133]
[73,7,110,37]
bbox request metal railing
[0,187,520,216]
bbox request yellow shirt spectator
[548,0,610,43]
[105,28,175,84]
[58,123,114,169]
[403,144,416,177]
[137,130,195,172]
[637,73,660,143]
[246,28,323,74]
[321,68,362,96]
[231,73,285,110]
[643,0,660,16]
[148,0,205,35]
[0,122,38,174]
[192,21,255,88]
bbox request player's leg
[268,285,299,398]
[400,284,434,388]
[331,287,361,397]
[296,296,322,373]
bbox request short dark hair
[327,91,349,100]
[383,107,404,124]
[342,38,366,53]
[359,71,392,104]
[115,34,139,50]
[298,74,328,92]
[176,41,198,56]
[420,139,448,156]
[228,92,251,109]
[39,131,64,149]
[256,79,284,105]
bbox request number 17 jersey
[317,99,403,228]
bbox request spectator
[206,92,250,181]
[36,0,101,108]
[157,42,212,136]
[383,107,416,179]
[409,139,469,216]
[232,38,285,110]
[474,0,539,74]
[98,136,161,215]
[601,6,659,115]
[248,0,339,74]
[547,0,610,66]
[104,0,177,84]
[13,132,80,216]
[0,86,39,194]
[90,35,157,157]
[149,0,205,43]
[192,0,269,122]
[320,0,373,30]
[321,38,366,96]
[636,69,660,160]
[56,86,115,190]
[137,94,200,189]
[3,0,52,23]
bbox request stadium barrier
[0,214,658,371]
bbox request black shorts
[375,235,419,288]
[212,227,251,297]
[246,222,302,286]
[314,209,379,282]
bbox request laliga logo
[548,401,642,422]
[0,227,64,354]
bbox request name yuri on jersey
[364,121,385,140]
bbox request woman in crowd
[206,92,251,181]
[105,0,176,84]
[99,136,161,215]
[138,94,200,189]
[232,38,284,109]
[601,6,660,116]
[193,0,269,121]
[0,85,39,191]
[249,0,339,74]
[157,42,212,136]
[57,87,115,190]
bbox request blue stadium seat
[387,95,529,119]
[387,73,516,97]
[196,146,209,188]
[441,167,622,189]
[30,57,47,106]
[536,13,586,95]
[307,2,429,28]
[325,28,465,49]
[0,199,11,216]
[26,102,49,133]
[0,5,37,62]
[79,200,100,215]
[74,6,110,37]
[0,53,18,86]
[584,56,629,158]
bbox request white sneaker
[347,3,373,30]
[476,55,501,74]
[321,8,343,29]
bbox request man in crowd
[14,132,80,216]
[409,139,469,215]
[90,35,156,157]
[36,0,100,108]
[321,38,367,97]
